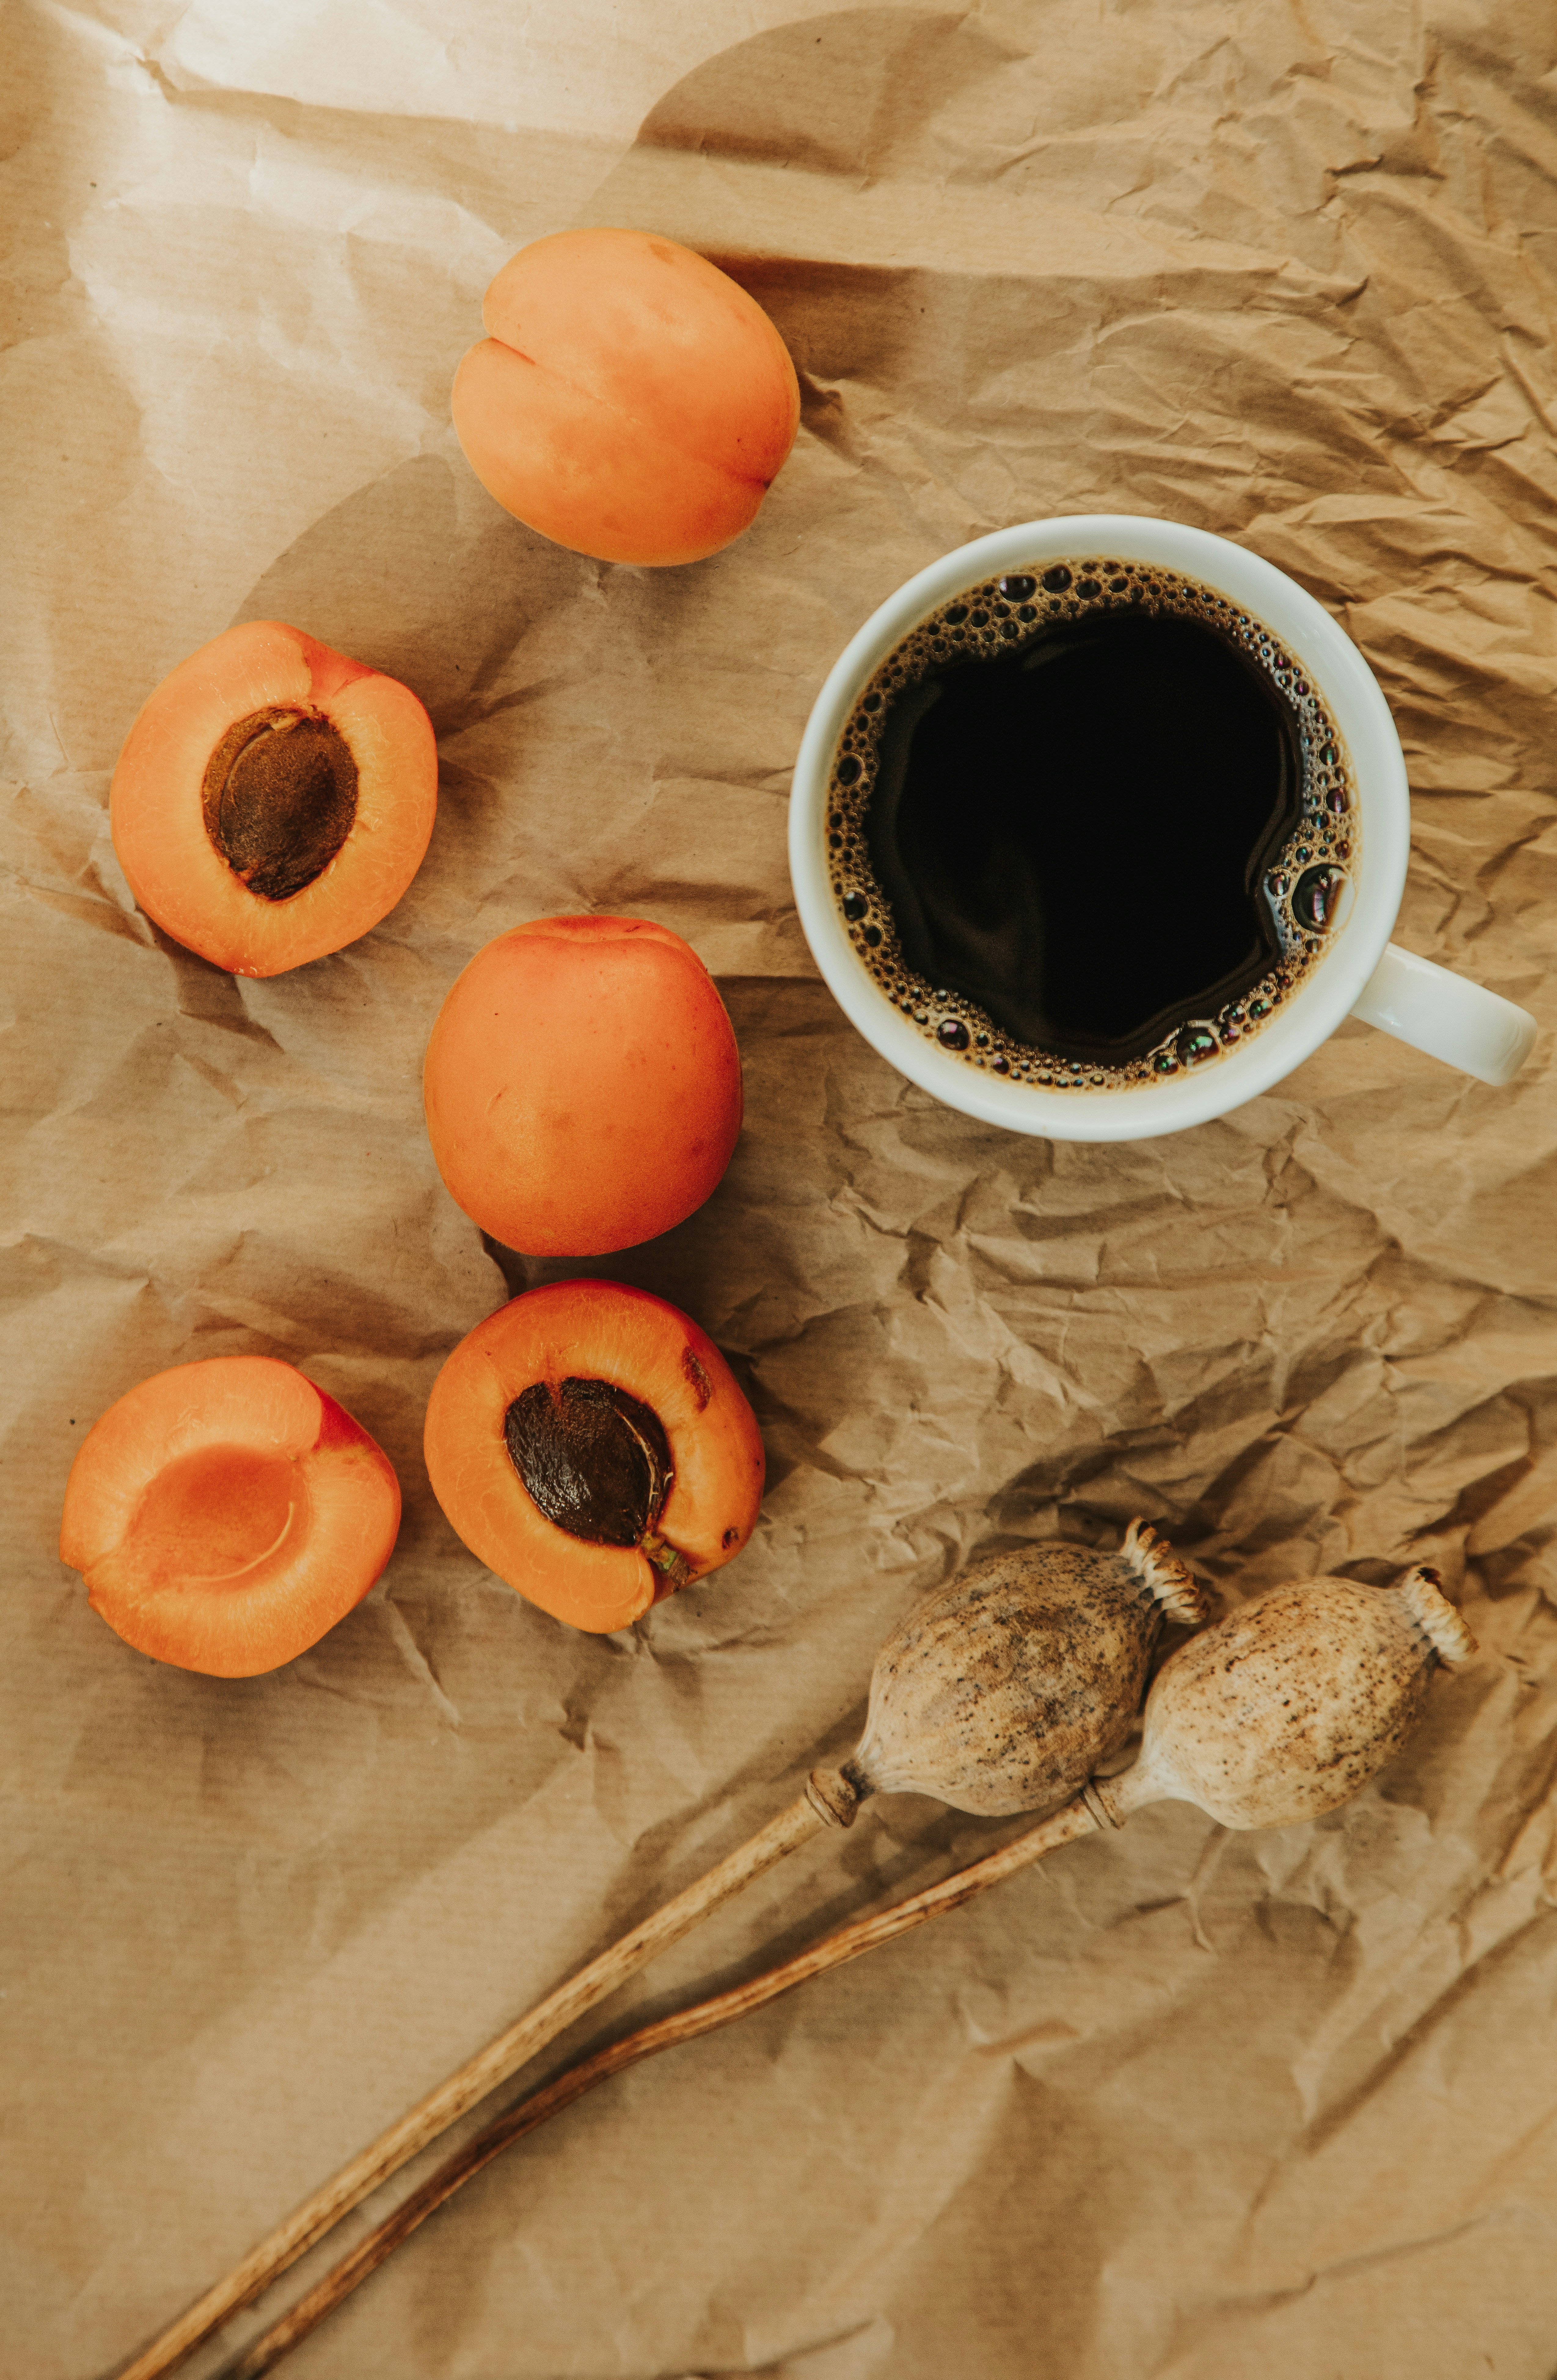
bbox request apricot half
[60,1356,401,1676]
[423,915,742,1257]
[425,1281,764,1632]
[111,621,438,977]
[450,228,800,566]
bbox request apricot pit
[201,705,358,900]
[424,1280,764,1633]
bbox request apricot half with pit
[111,620,438,977]
[424,1281,764,1633]
[451,227,800,566]
[423,915,742,1257]
[60,1356,402,1676]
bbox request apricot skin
[451,228,800,567]
[424,1281,764,1633]
[111,621,438,978]
[423,915,743,1257]
[60,1356,401,1677]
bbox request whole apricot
[450,228,800,566]
[423,915,742,1257]
[425,1280,764,1632]
[111,621,438,977]
[60,1357,402,1677]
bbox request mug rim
[788,514,1411,1142]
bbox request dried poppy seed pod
[1090,1564,1475,1833]
[809,1521,1207,1824]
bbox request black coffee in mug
[827,559,1356,1089]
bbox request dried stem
[113,1790,842,2380]
[213,1795,1100,2380]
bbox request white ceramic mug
[789,515,1536,1142]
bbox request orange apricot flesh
[111,621,438,977]
[423,915,743,1257]
[60,1356,402,1676]
[424,1280,764,1634]
[451,228,800,567]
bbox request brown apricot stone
[504,1377,673,1550]
[111,621,438,977]
[451,228,800,567]
[201,706,358,900]
[424,1281,764,1633]
[60,1356,402,1677]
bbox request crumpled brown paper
[5,5,1556,2377]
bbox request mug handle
[1350,944,1537,1086]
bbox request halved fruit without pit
[60,1356,402,1676]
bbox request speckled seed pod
[831,1522,1208,1818]
[1093,1565,1475,1832]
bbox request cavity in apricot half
[110,621,438,977]
[423,915,742,1257]
[424,1280,763,1633]
[450,227,800,567]
[60,1356,402,1676]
